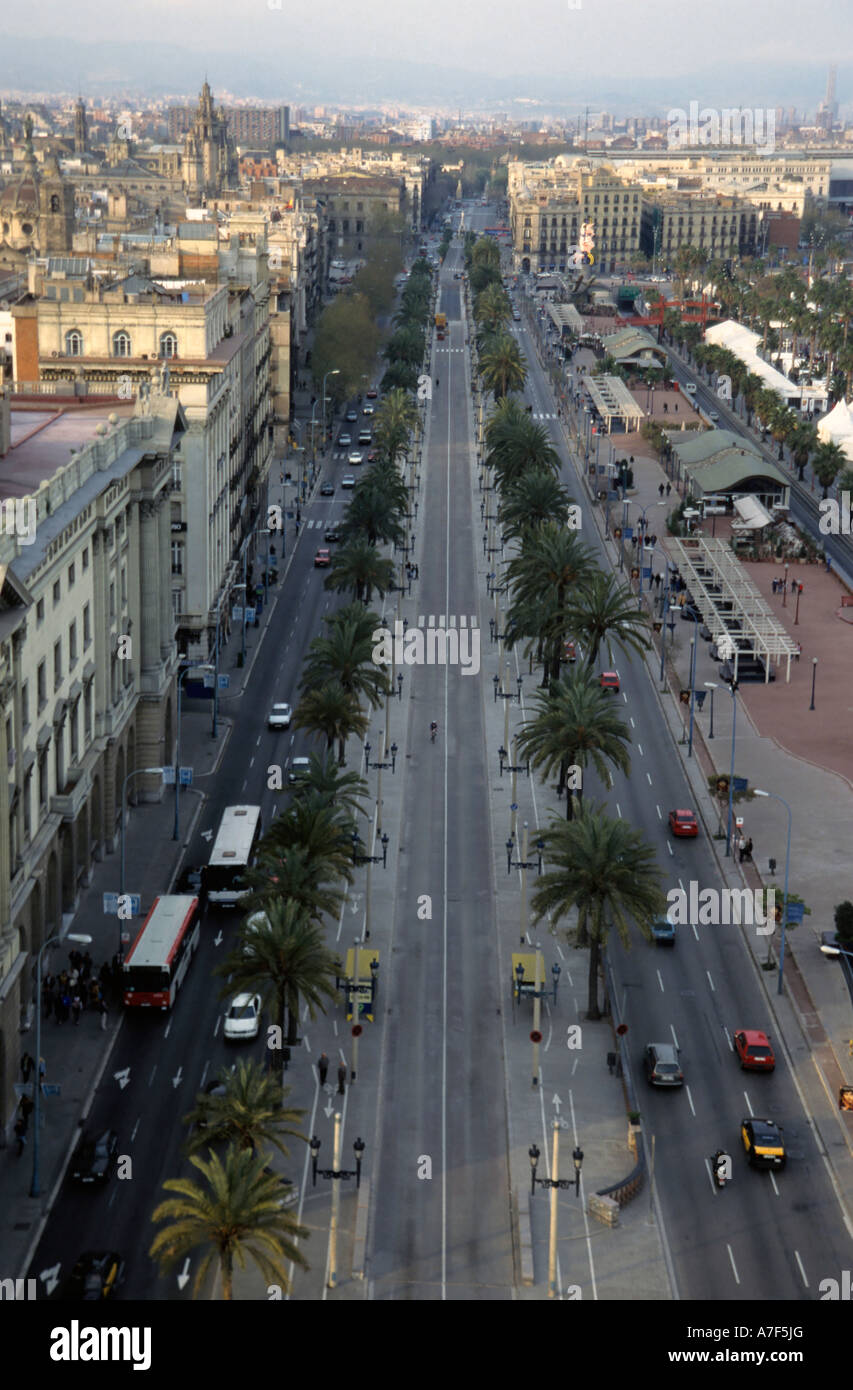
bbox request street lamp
[809,657,818,711]
[704,681,717,739]
[122,772,165,956]
[754,789,792,996]
[321,368,340,448]
[174,660,212,840]
[725,681,739,857]
[309,1122,365,1289]
[31,931,92,1196]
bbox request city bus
[205,804,263,907]
[122,895,201,1010]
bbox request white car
[268,702,292,730]
[341,474,356,489]
[362,404,374,415]
[348,451,364,465]
[224,992,261,1041]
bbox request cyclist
[430,721,438,743]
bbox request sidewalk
[4,519,302,1283]
[554,352,853,1217]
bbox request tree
[479,331,527,399]
[567,570,651,671]
[183,1060,305,1159]
[505,524,594,683]
[531,806,666,1018]
[293,679,369,765]
[326,537,396,605]
[835,900,853,946]
[516,669,632,819]
[302,603,389,712]
[150,1145,309,1300]
[813,439,847,499]
[499,471,574,541]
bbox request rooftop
[2,402,136,498]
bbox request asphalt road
[368,224,515,1299]
[514,301,853,1299]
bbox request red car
[599,671,620,693]
[669,808,698,838]
[734,1029,775,1071]
[313,549,331,569]
[366,387,378,399]
[367,450,377,463]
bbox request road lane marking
[726,1245,741,1284]
[706,971,716,992]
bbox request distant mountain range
[0,33,842,118]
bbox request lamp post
[174,661,212,840]
[636,506,651,602]
[120,766,164,908]
[725,682,738,857]
[782,562,789,607]
[321,368,340,451]
[794,581,802,625]
[687,631,698,758]
[31,931,92,1196]
[309,1123,365,1289]
[754,789,792,996]
[809,657,818,711]
[704,681,717,739]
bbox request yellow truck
[435,310,447,340]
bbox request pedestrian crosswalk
[531,412,557,420]
[416,614,478,628]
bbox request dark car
[741,1116,786,1169]
[64,1251,126,1300]
[719,660,775,684]
[643,1042,683,1087]
[70,1128,119,1184]
[324,526,341,543]
[319,482,335,497]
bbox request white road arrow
[324,1099,334,1118]
[200,829,214,842]
[41,1263,62,1296]
[552,1093,562,1113]
[177,1258,191,1291]
[172,1066,183,1090]
[213,931,223,947]
[114,1068,131,1091]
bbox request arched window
[112,330,131,358]
[159,332,178,359]
[65,329,83,357]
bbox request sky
[2,0,852,108]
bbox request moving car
[733,1028,775,1071]
[70,1129,119,1185]
[341,475,356,489]
[564,640,577,664]
[650,917,676,946]
[669,808,699,838]
[366,387,378,399]
[741,1116,786,1169]
[324,526,341,543]
[319,482,335,496]
[337,433,352,447]
[313,548,331,568]
[288,756,311,784]
[362,404,374,415]
[643,1042,684,1087]
[65,1252,126,1300]
[348,451,364,465]
[223,992,262,1041]
[599,671,620,693]
[267,702,292,730]
[345,409,358,422]
[513,309,521,321]
[358,431,372,446]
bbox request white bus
[123,895,201,1010]
[205,805,263,907]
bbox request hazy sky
[3,0,852,104]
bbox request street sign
[161,766,176,785]
[232,606,244,623]
[14,1083,33,1099]
[179,767,193,786]
[103,892,119,915]
[785,902,805,924]
[616,1023,628,1036]
[41,1084,61,1096]
[732,776,748,792]
[245,607,256,624]
[217,675,230,690]
[530,1030,543,1044]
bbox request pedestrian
[674,402,678,413]
[771,578,777,594]
[415,563,419,580]
[745,836,753,862]
[795,641,801,661]
[19,1093,33,1125]
[68,969,79,992]
[14,1115,27,1155]
[738,834,746,863]
[53,991,64,1024]
[71,993,83,1025]
[658,483,665,498]
[20,1051,34,1083]
[69,948,81,973]
[666,482,672,496]
[317,1052,329,1086]
[97,996,108,1031]
[81,951,93,982]
[58,969,68,992]
[650,534,657,547]
[39,1056,46,1081]
[663,402,668,414]
[337,1063,346,1095]
[89,979,100,1007]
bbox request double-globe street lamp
[754,788,792,997]
[31,931,92,1197]
[174,661,213,840]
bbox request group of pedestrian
[407,562,419,581]
[737,835,754,864]
[657,482,673,498]
[316,1052,347,1096]
[43,948,112,1029]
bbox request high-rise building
[73,98,88,155]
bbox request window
[37,660,46,711]
[121,567,127,606]
[109,582,115,619]
[112,330,132,357]
[23,767,32,842]
[69,620,77,667]
[54,730,63,790]
[65,329,83,356]
[82,547,89,570]
[69,701,79,763]
[54,639,62,690]
[36,598,44,624]
[160,331,178,358]
[172,589,183,617]
[53,579,61,606]
[21,681,29,730]
[171,541,184,575]
[83,602,91,648]
[68,561,75,588]
[83,681,92,747]
[38,748,48,808]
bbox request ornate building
[183,82,238,203]
[0,116,75,270]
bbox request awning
[731,494,773,530]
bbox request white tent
[704,319,802,408]
[817,397,853,448]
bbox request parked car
[733,1028,775,1071]
[65,1251,126,1300]
[741,1116,785,1169]
[267,702,292,730]
[719,660,775,684]
[70,1129,119,1185]
[669,808,698,838]
[643,1042,684,1087]
[224,992,262,1041]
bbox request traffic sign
[784,902,805,924]
[102,892,118,915]
[530,1030,543,1044]
[161,766,176,785]
[232,606,244,623]
[41,1084,61,1097]
[179,767,193,787]
[245,607,256,624]
[217,674,230,690]
[732,776,748,792]
[352,1025,363,1037]
[616,1023,628,1036]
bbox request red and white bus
[122,895,201,1010]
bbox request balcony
[50,765,91,823]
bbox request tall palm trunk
[587,934,601,1019]
[221,1250,234,1300]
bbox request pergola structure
[581,374,646,433]
[668,537,800,683]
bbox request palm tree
[531,806,666,1018]
[293,679,369,764]
[326,537,396,604]
[302,604,389,711]
[506,524,594,683]
[219,898,339,1049]
[813,439,847,499]
[789,418,818,482]
[282,750,366,817]
[488,415,561,493]
[474,281,512,336]
[479,331,526,399]
[567,570,651,671]
[499,471,573,540]
[259,797,356,886]
[183,1060,305,1159]
[246,841,347,924]
[341,474,407,549]
[516,669,632,819]
[150,1145,309,1299]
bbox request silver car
[268,702,292,730]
